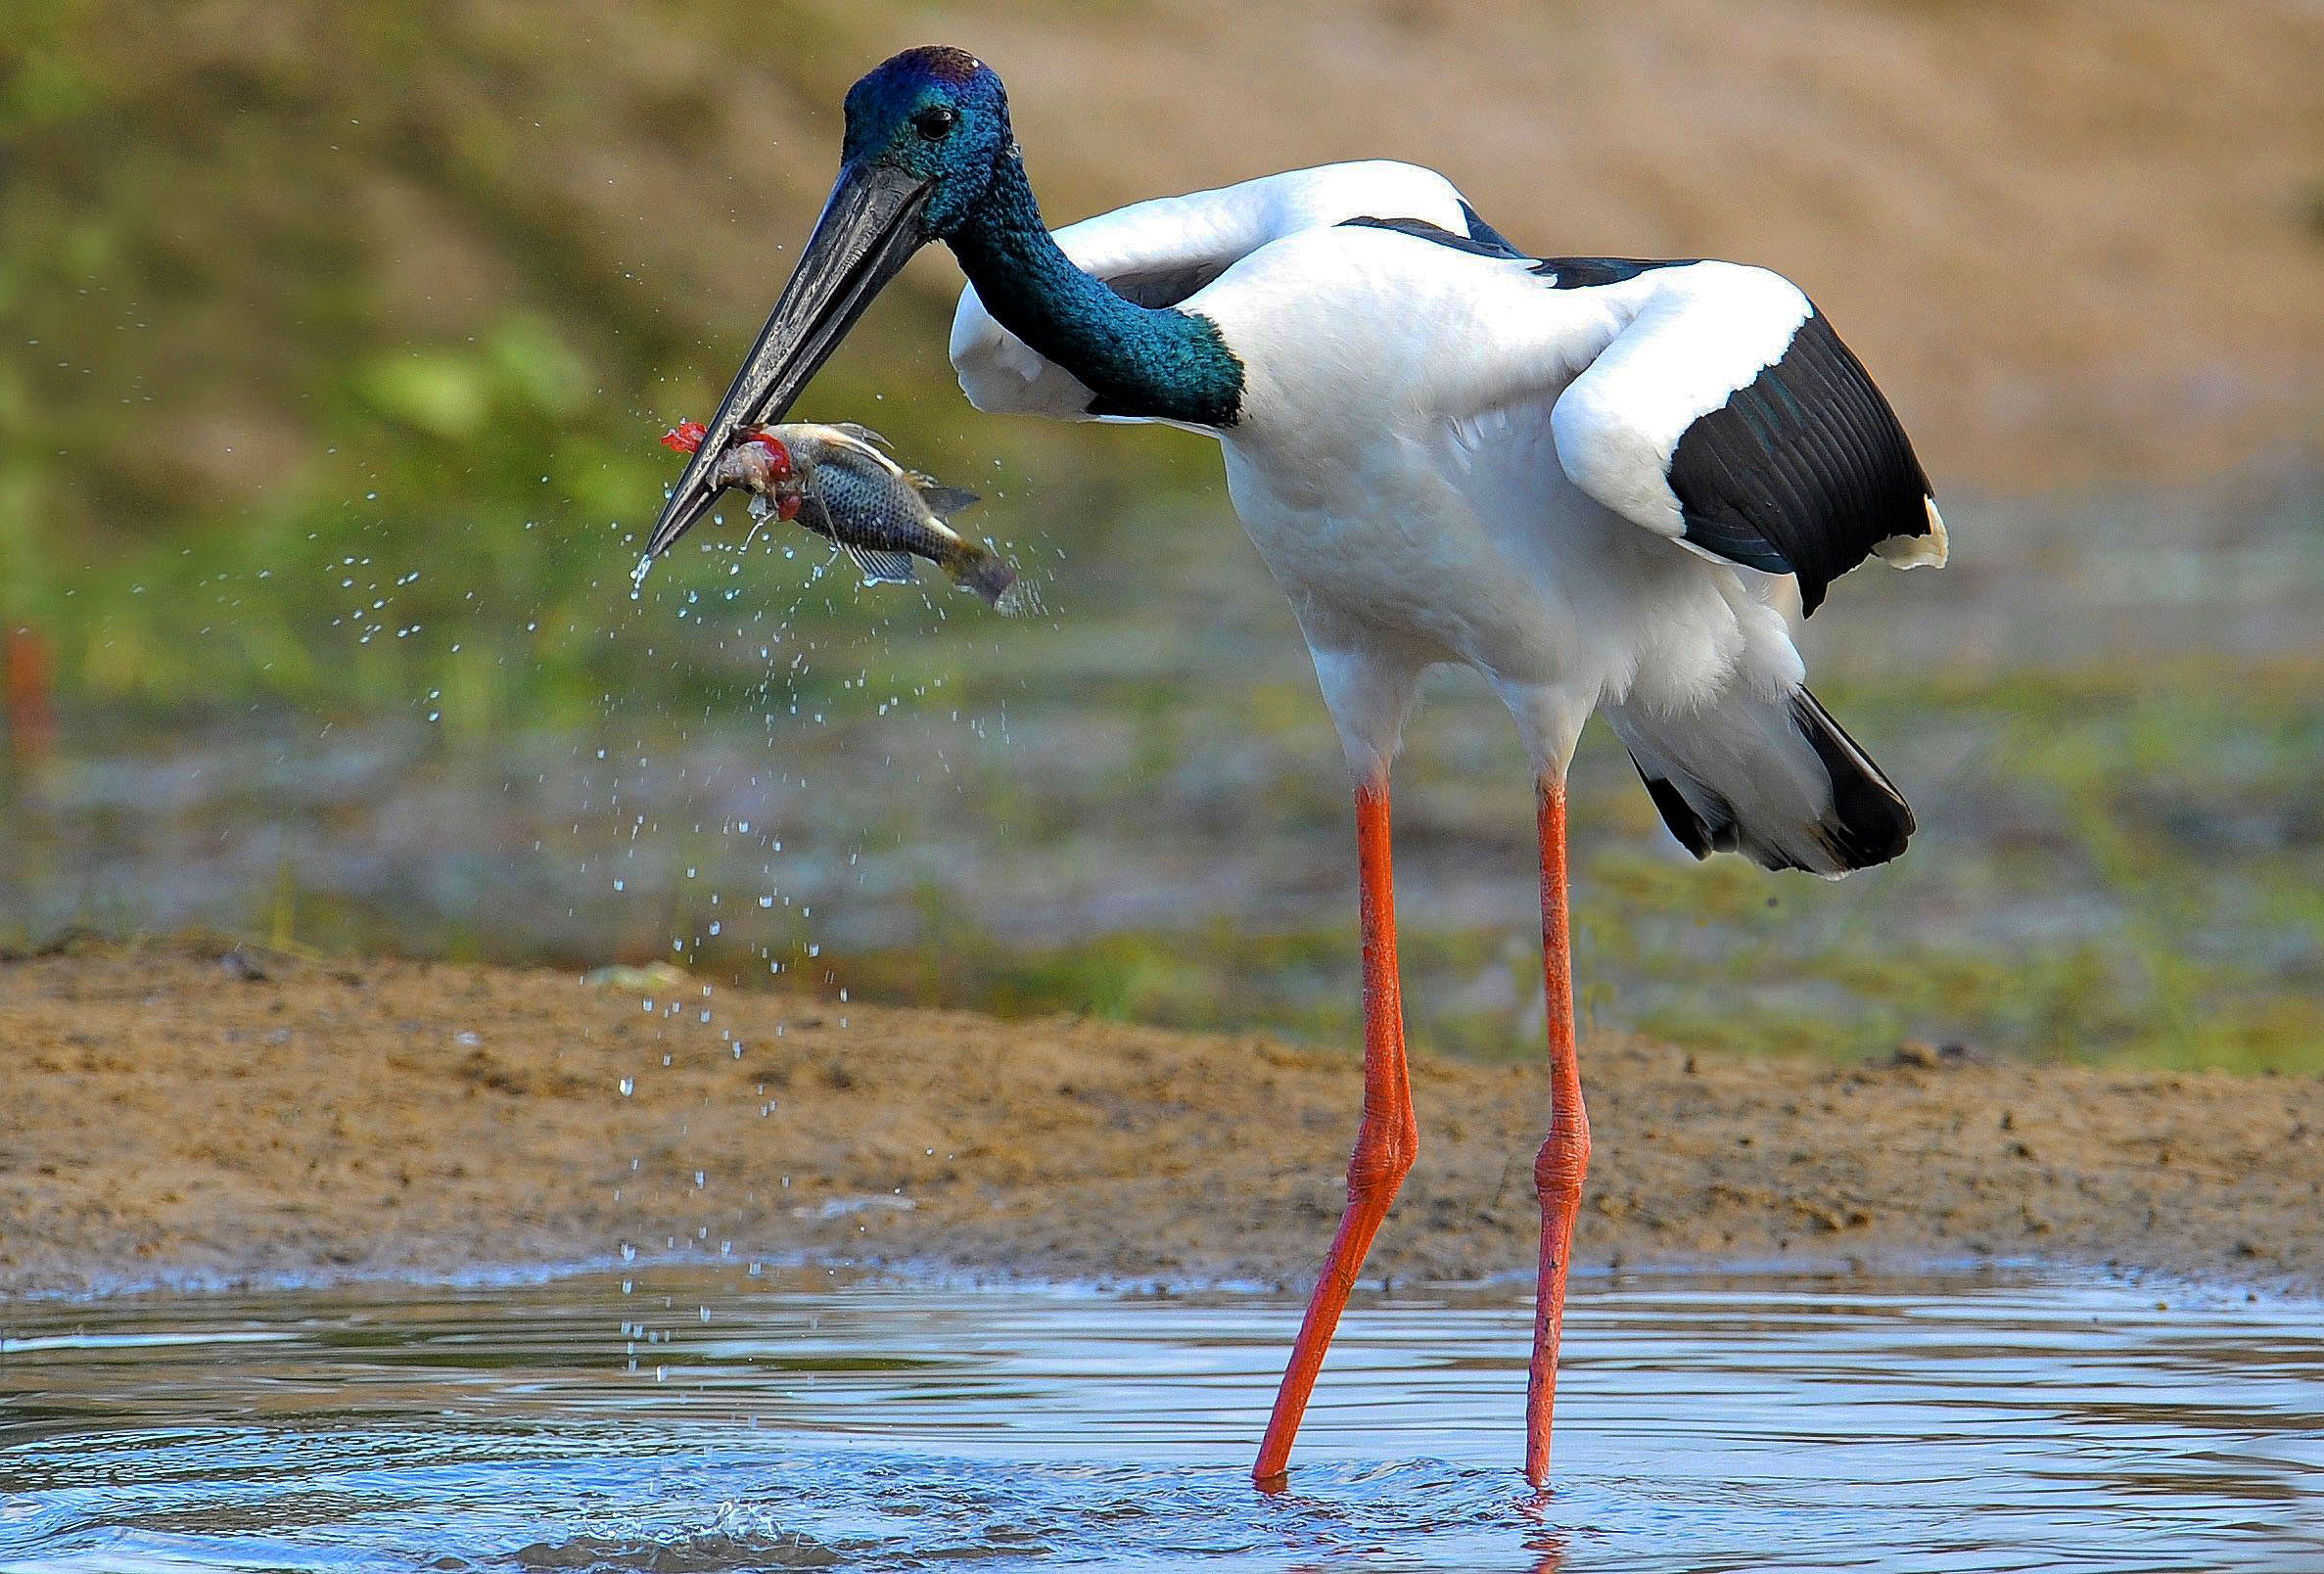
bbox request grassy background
[4,0,2322,1073]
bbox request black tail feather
[1788,688,1914,869]
[1636,770,1724,859]
[1628,685,1913,875]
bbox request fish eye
[912,105,956,140]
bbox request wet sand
[3,948,2319,1299]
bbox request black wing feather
[1669,312,1933,614]
[1334,210,1935,614]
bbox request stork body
[952,160,1935,871]
[646,48,1944,1489]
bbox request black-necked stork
[646,46,1946,1488]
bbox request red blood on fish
[660,420,801,520]
[660,420,793,483]
[742,428,796,482]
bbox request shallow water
[3,1269,2320,1571]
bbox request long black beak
[644,160,934,558]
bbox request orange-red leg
[1253,778,1416,1485]
[1526,774,1591,1486]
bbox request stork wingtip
[1872,497,1949,572]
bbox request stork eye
[912,105,956,140]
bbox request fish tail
[942,540,1026,613]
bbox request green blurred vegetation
[0,0,1209,723]
[3,2,2318,1078]
[812,660,2324,1077]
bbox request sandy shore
[3,947,2319,1299]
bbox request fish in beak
[661,419,1024,611]
[644,159,934,559]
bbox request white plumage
[951,161,1474,422]
[953,162,1939,872]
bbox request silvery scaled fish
[659,420,1026,612]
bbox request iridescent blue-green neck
[946,154,1244,428]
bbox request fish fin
[842,542,918,585]
[913,482,982,519]
[831,422,893,450]
[942,542,1020,609]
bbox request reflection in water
[2,1269,2321,1571]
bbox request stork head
[841,47,1012,237]
[644,47,1011,557]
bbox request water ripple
[2,1269,2319,1572]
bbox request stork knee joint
[1347,1121,1418,1200]
[1533,1130,1590,1202]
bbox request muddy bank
[2,949,2318,1299]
